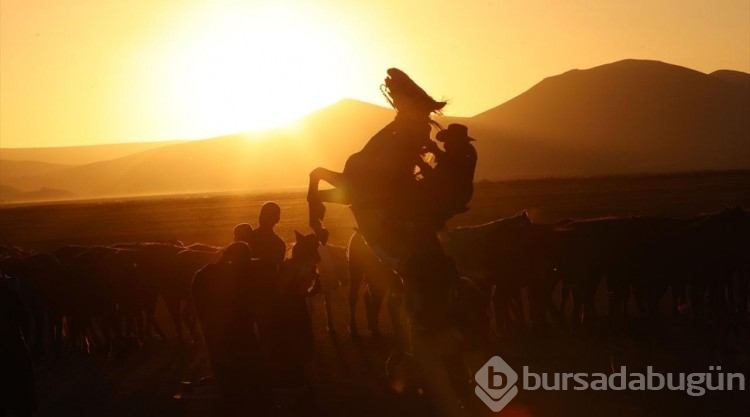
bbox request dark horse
[308,69,487,417]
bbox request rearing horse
[308,69,486,416]
[307,68,446,252]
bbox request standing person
[251,202,287,265]
[191,242,272,415]
[233,223,254,245]
[249,202,289,378]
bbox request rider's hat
[436,124,475,142]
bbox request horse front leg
[307,168,348,244]
[364,281,385,336]
[307,168,326,228]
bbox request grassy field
[2,170,750,417]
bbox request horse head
[292,230,321,264]
[383,68,446,119]
[278,231,322,297]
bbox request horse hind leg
[364,282,384,336]
[324,291,336,335]
[348,258,364,337]
[162,293,184,343]
[387,286,404,344]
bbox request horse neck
[280,253,314,278]
[394,113,433,136]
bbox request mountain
[469,59,750,179]
[1,59,748,200]
[710,69,750,90]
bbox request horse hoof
[385,354,400,377]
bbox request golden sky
[1,0,748,148]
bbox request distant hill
[1,59,748,200]
[0,159,70,180]
[1,100,400,197]
[0,140,187,165]
[0,184,76,203]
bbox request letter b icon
[475,356,518,412]
[489,366,506,389]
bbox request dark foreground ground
[2,171,750,417]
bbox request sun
[161,2,359,138]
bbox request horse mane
[381,68,447,115]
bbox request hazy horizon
[2,57,748,203]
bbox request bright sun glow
[162,2,358,138]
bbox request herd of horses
[347,206,750,340]
[1,206,749,361]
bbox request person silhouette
[233,223,254,245]
[251,202,286,265]
[428,123,477,222]
[190,242,272,415]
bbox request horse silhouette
[313,242,349,334]
[1,250,65,357]
[166,246,223,343]
[190,242,272,414]
[639,207,750,320]
[439,211,561,335]
[346,230,404,338]
[110,242,184,344]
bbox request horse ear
[294,230,304,241]
[521,209,529,218]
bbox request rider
[423,123,477,226]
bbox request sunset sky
[1,0,748,148]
